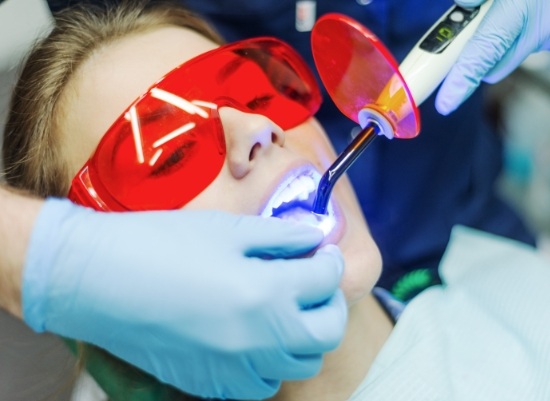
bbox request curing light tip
[312,121,381,215]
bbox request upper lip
[259,163,321,218]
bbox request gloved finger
[222,377,280,401]
[285,244,345,308]
[251,349,324,381]
[192,354,281,400]
[235,215,324,258]
[482,39,524,83]
[286,289,347,355]
[435,0,523,114]
[483,29,550,84]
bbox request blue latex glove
[436,0,550,115]
[23,198,346,400]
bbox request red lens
[69,38,321,211]
[93,103,225,210]
[158,38,321,128]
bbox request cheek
[340,234,382,305]
[285,119,337,171]
[182,166,258,214]
[332,181,382,305]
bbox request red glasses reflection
[68,37,322,211]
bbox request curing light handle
[312,122,380,215]
[400,0,493,105]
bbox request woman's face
[58,26,382,305]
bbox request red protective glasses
[68,37,322,211]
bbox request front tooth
[289,176,313,201]
[287,181,300,198]
[298,177,315,199]
[271,194,284,210]
[282,184,299,203]
[270,186,292,210]
[302,176,316,192]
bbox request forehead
[60,26,219,177]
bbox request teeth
[272,175,315,209]
[260,168,337,237]
[261,171,318,217]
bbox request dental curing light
[310,0,493,215]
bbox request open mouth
[260,167,337,235]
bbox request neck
[269,293,393,401]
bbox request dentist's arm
[436,0,550,115]
[0,186,41,318]
[0,185,346,400]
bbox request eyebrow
[216,54,247,83]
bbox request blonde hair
[3,2,224,400]
[3,0,223,198]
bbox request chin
[337,215,382,306]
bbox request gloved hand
[436,0,550,115]
[23,198,346,400]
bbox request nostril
[272,131,285,146]
[249,142,262,161]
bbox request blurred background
[1,0,549,400]
[486,52,550,257]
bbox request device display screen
[420,6,480,54]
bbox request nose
[219,107,285,179]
